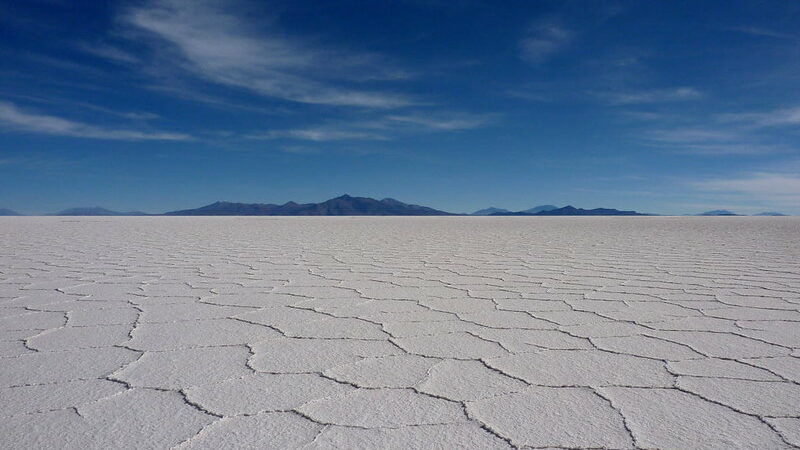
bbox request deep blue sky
[2,0,799,214]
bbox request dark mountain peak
[543,205,646,216]
[523,205,558,214]
[165,195,453,216]
[471,207,509,216]
[58,206,111,215]
[54,207,148,216]
[698,210,738,216]
[0,208,21,216]
[166,201,276,216]
[490,205,647,216]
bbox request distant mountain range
[491,205,648,216]
[165,195,453,216]
[523,205,559,214]
[698,210,739,216]
[696,210,790,216]
[472,205,559,215]
[53,207,150,216]
[471,207,509,216]
[0,199,790,216]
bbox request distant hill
[54,207,149,216]
[471,207,509,216]
[754,212,786,216]
[491,205,647,216]
[165,195,453,216]
[0,208,21,216]
[522,205,558,214]
[698,210,739,216]
[472,205,558,215]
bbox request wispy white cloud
[646,128,738,144]
[122,0,415,108]
[384,113,494,130]
[691,173,800,209]
[693,173,800,196]
[1,93,159,121]
[519,19,573,64]
[595,87,702,105]
[718,106,800,128]
[641,104,800,155]
[0,101,190,141]
[728,26,796,40]
[145,83,291,115]
[77,42,141,65]
[643,127,787,155]
[248,128,386,142]
[250,111,493,142]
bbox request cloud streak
[718,106,800,128]
[250,111,494,142]
[640,103,800,155]
[248,128,386,142]
[519,19,573,64]
[728,26,796,40]
[691,173,800,208]
[384,113,494,130]
[77,42,141,65]
[122,0,415,108]
[643,127,787,155]
[0,101,190,141]
[596,87,702,105]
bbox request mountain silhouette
[698,210,739,216]
[522,205,558,214]
[0,208,21,216]
[471,207,509,215]
[54,207,149,216]
[472,205,559,215]
[491,205,647,216]
[165,195,453,216]
[754,212,786,216]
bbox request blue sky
[2,0,800,215]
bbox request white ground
[1,216,799,449]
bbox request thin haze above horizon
[1,0,799,215]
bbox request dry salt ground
[1,216,799,449]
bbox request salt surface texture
[1,217,799,449]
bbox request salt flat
[1,217,799,449]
